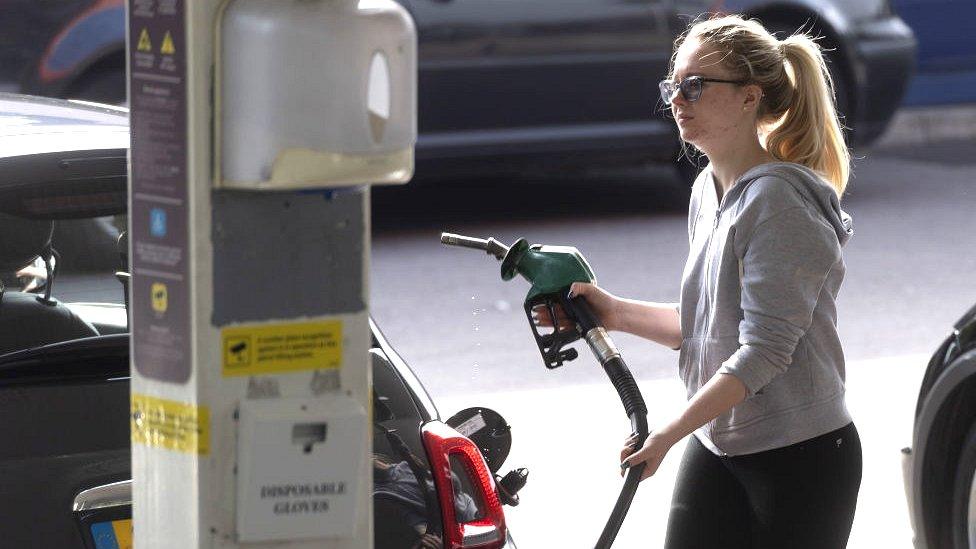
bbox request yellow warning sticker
[137,28,152,52]
[131,394,210,455]
[161,31,176,55]
[112,519,133,549]
[221,320,342,377]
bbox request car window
[372,348,444,548]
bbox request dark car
[889,0,976,106]
[2,0,913,182]
[903,303,976,548]
[0,93,518,548]
[714,0,917,145]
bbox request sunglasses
[659,75,749,105]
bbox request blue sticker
[150,207,167,237]
[90,522,120,549]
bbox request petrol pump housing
[126,1,416,546]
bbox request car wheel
[825,56,852,142]
[951,420,976,548]
[65,66,127,106]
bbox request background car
[0,93,518,548]
[1,0,914,184]
[714,0,917,145]
[890,0,976,106]
[904,303,976,548]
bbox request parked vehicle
[715,0,917,145]
[904,303,976,548]
[889,0,976,106]
[2,0,914,182]
[0,93,518,548]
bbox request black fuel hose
[564,295,650,549]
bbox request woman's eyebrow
[671,71,706,80]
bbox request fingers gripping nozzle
[525,296,581,369]
[440,233,598,370]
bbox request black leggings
[665,423,862,549]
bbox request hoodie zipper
[701,183,731,443]
[702,187,729,350]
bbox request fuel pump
[127,1,415,547]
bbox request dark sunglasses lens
[680,77,703,102]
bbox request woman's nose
[670,89,689,108]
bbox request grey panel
[212,188,365,326]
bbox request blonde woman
[535,14,860,548]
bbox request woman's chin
[678,127,703,148]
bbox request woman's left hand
[620,431,676,482]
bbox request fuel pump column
[127,1,416,547]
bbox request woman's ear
[742,84,763,111]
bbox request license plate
[90,519,132,549]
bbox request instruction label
[222,321,343,377]
[131,394,210,455]
[260,482,347,516]
[129,0,191,383]
[455,412,487,437]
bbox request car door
[890,0,976,105]
[371,348,445,548]
[0,336,130,548]
[33,340,444,549]
[402,0,677,155]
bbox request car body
[1,0,914,182]
[713,0,917,145]
[889,0,976,106]
[0,93,517,548]
[903,303,976,548]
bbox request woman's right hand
[531,282,621,333]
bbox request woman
[536,14,861,548]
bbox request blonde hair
[671,15,850,196]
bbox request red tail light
[422,421,507,549]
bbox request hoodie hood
[719,162,854,247]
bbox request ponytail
[764,36,849,196]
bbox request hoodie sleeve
[717,204,841,396]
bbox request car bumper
[848,15,917,145]
[901,445,922,548]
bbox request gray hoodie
[679,161,854,456]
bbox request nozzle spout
[440,233,510,260]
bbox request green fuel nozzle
[441,233,597,368]
[440,232,650,548]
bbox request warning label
[137,28,153,52]
[161,31,176,55]
[131,394,210,455]
[222,321,343,377]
